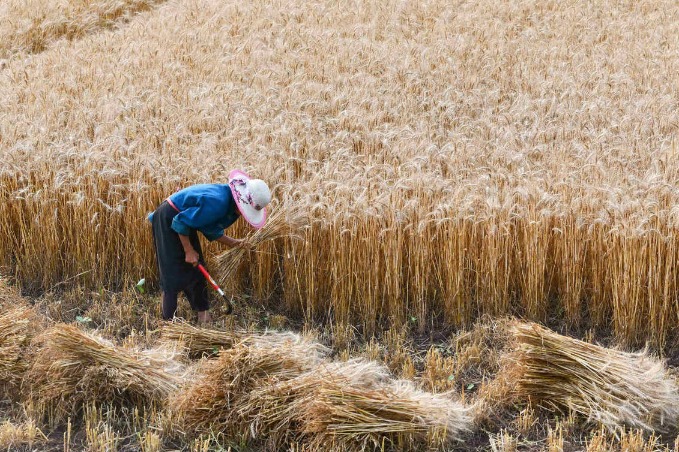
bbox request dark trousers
[151,201,210,319]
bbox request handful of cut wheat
[508,322,679,432]
[26,324,182,424]
[160,321,247,358]
[214,207,307,282]
[170,331,325,435]
[0,306,35,387]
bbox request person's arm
[215,235,244,248]
[178,234,200,265]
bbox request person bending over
[149,169,271,323]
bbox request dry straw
[25,324,183,425]
[507,322,679,433]
[297,371,471,451]
[170,331,326,437]
[243,358,470,451]
[214,207,308,285]
[0,306,36,389]
[238,359,393,449]
[175,332,471,452]
[160,321,323,360]
[160,321,246,359]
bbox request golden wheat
[0,0,166,58]
[170,331,326,436]
[1,0,678,346]
[214,206,308,286]
[0,306,36,389]
[25,324,183,425]
[506,322,679,433]
[160,321,246,358]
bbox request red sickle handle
[197,264,225,296]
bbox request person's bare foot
[197,310,212,324]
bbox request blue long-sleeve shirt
[148,184,240,241]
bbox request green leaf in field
[448,374,455,382]
[136,278,146,294]
[76,316,92,324]
[212,346,219,354]
[466,383,475,391]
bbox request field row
[1,0,678,347]
[1,173,676,346]
[0,289,677,451]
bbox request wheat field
[0,0,679,346]
[1,0,678,352]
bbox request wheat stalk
[1,0,678,344]
[508,322,679,432]
[25,324,183,425]
[214,207,308,283]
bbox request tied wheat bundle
[25,324,182,424]
[171,331,325,436]
[238,359,390,449]
[0,306,35,388]
[299,362,470,451]
[214,207,308,283]
[238,359,389,450]
[303,381,470,451]
[242,331,328,357]
[160,322,324,360]
[160,321,247,359]
[239,359,470,451]
[509,322,679,432]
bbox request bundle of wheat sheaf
[26,324,183,424]
[237,359,393,450]
[0,306,36,389]
[214,208,308,283]
[172,328,471,451]
[160,321,321,360]
[507,322,679,432]
[160,321,247,358]
[264,360,470,451]
[307,381,468,451]
[170,331,326,435]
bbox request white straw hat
[228,169,271,229]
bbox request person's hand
[238,238,256,251]
[185,249,199,266]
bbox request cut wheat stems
[240,359,471,451]
[170,331,326,437]
[0,306,36,389]
[237,359,392,449]
[508,322,679,433]
[25,324,183,425]
[160,321,247,359]
[214,207,308,283]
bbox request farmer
[148,170,271,323]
